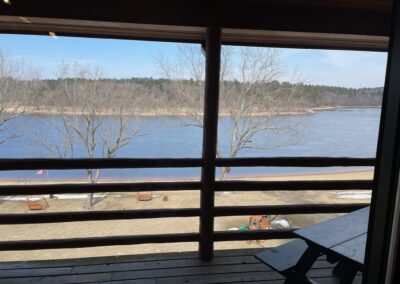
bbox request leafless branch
[155,45,304,179]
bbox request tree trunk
[217,167,232,196]
[85,170,94,209]
[220,166,230,180]
[86,193,93,209]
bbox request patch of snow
[271,219,291,228]
[228,227,240,231]
[335,192,371,199]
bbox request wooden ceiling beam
[0,16,389,51]
[0,0,391,36]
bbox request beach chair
[26,196,49,211]
[137,192,153,201]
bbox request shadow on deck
[0,249,362,283]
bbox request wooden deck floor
[0,249,362,283]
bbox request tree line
[27,77,382,114]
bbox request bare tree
[156,45,305,179]
[39,63,141,209]
[0,49,39,144]
[157,45,205,128]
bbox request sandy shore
[233,169,373,181]
[0,169,374,186]
[0,170,372,262]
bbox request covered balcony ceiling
[0,0,392,51]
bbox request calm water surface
[0,108,381,181]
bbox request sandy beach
[0,170,372,261]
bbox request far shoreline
[5,105,381,117]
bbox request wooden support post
[199,27,221,261]
[364,0,400,283]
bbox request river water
[0,108,381,181]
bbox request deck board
[0,249,362,283]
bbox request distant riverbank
[5,105,382,117]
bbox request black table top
[295,206,369,267]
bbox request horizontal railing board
[0,233,200,251]
[0,157,374,171]
[0,203,368,224]
[213,229,296,241]
[0,180,372,195]
[215,157,375,167]
[214,203,370,216]
[214,180,373,191]
[0,181,201,196]
[0,208,201,224]
[0,230,298,250]
[0,158,202,171]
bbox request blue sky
[1,34,388,88]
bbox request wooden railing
[0,156,373,255]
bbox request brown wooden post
[199,27,221,261]
[364,0,400,282]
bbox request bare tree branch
[0,49,40,144]
[37,63,143,208]
[155,45,304,180]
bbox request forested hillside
[29,77,382,114]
